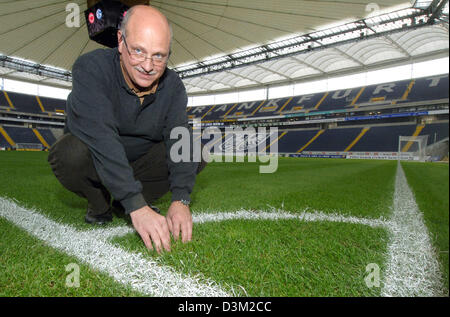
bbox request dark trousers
[48,133,200,216]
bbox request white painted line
[381,162,447,297]
[191,209,391,229]
[91,209,391,239]
[0,197,229,297]
[1,168,447,297]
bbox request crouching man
[48,5,204,253]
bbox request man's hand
[166,201,192,243]
[130,205,171,253]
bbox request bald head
[120,5,172,53]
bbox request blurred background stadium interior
[0,0,448,161]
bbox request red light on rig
[88,12,95,24]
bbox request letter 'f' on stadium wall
[66,3,81,28]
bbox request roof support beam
[428,0,449,24]
[288,56,326,76]
[175,7,436,79]
[254,64,292,81]
[382,35,412,59]
[225,70,264,85]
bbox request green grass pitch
[0,151,448,296]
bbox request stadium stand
[201,122,449,154]
[0,91,66,115]
[3,126,41,144]
[0,125,15,149]
[37,128,57,146]
[349,124,420,152]
[187,74,449,120]
[276,129,323,153]
[0,125,56,150]
[3,91,42,114]
[0,91,14,111]
[397,75,449,104]
[301,127,363,152]
[39,96,66,114]
[0,74,447,155]
[2,74,447,121]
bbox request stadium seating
[350,124,419,152]
[1,74,447,120]
[3,126,40,144]
[38,96,66,114]
[0,91,66,114]
[0,74,447,154]
[37,128,57,146]
[0,129,11,148]
[1,121,447,154]
[302,127,363,152]
[2,91,42,114]
[276,129,323,153]
[203,122,448,154]
[397,75,449,104]
[0,125,57,150]
[187,74,449,121]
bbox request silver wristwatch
[176,199,190,206]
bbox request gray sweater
[65,48,197,214]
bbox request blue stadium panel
[354,79,411,107]
[0,133,11,148]
[351,124,418,152]
[3,126,40,144]
[283,93,326,113]
[189,104,214,120]
[39,96,66,113]
[253,98,291,118]
[0,91,10,109]
[227,100,265,118]
[399,74,449,103]
[187,106,206,119]
[421,123,449,144]
[315,89,362,112]
[306,127,362,152]
[203,103,238,121]
[6,91,42,114]
[37,128,57,146]
[200,130,231,154]
[277,129,321,153]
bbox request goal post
[398,135,428,162]
[15,143,44,151]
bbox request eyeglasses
[122,36,168,66]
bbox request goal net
[398,135,428,162]
[15,143,43,151]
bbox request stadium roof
[0,0,448,94]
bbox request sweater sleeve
[162,75,198,203]
[66,55,147,213]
